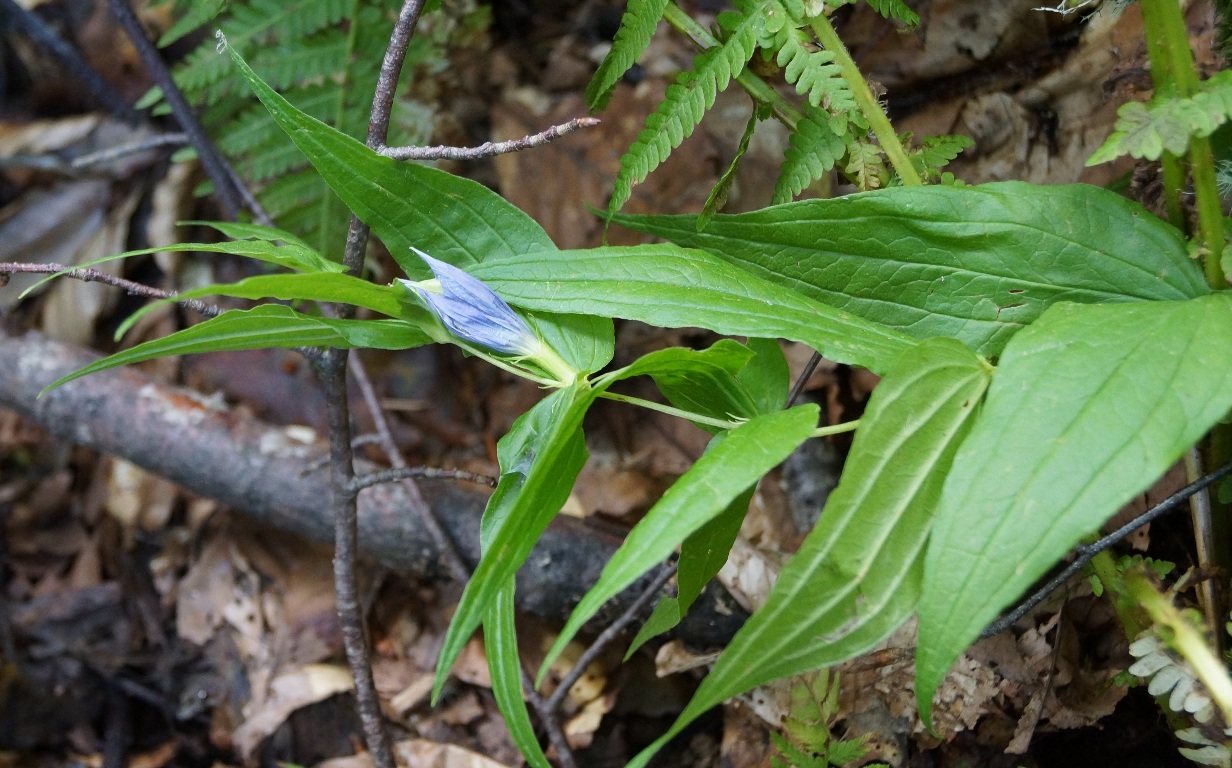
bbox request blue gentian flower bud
[398,247,543,358]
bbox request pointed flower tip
[401,247,541,357]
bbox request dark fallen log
[0,329,746,648]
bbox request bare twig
[320,348,393,768]
[380,117,601,161]
[347,355,435,520]
[0,0,139,122]
[0,262,220,318]
[70,133,189,170]
[104,0,244,220]
[352,466,498,491]
[319,4,430,767]
[786,350,822,408]
[980,461,1232,639]
[546,562,679,714]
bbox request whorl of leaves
[608,7,763,213]
[585,0,671,112]
[761,1,856,114]
[773,105,847,204]
[1088,70,1232,165]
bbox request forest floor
[0,1,1223,767]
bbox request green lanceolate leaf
[486,586,551,768]
[472,245,915,376]
[738,337,791,414]
[225,43,551,274]
[629,337,990,768]
[539,404,820,681]
[916,295,1232,726]
[224,45,615,373]
[434,383,596,701]
[626,484,756,657]
[114,272,424,339]
[184,219,317,250]
[604,339,760,432]
[44,305,431,393]
[607,182,1207,356]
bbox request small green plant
[768,671,887,768]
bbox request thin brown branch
[352,466,498,491]
[0,262,220,318]
[0,0,139,122]
[786,350,822,408]
[380,117,601,161]
[523,669,578,768]
[0,328,751,648]
[319,349,394,768]
[104,0,243,221]
[323,4,431,767]
[545,562,679,714]
[70,133,189,170]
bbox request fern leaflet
[761,1,856,114]
[1088,69,1232,165]
[863,0,919,25]
[608,6,763,213]
[585,0,670,112]
[907,133,973,182]
[774,104,847,203]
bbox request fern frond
[864,0,919,26]
[907,133,973,182]
[157,0,225,47]
[228,0,351,43]
[773,105,846,204]
[761,1,856,114]
[1088,69,1232,165]
[608,7,763,213]
[585,0,670,112]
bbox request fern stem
[1191,137,1228,288]
[1140,0,1227,288]
[1124,569,1232,725]
[1160,153,1187,230]
[661,2,801,130]
[806,14,921,187]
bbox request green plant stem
[812,420,859,438]
[1161,154,1186,229]
[1139,0,1228,288]
[661,2,802,130]
[1124,569,1232,724]
[597,390,861,438]
[598,391,746,430]
[1191,137,1228,288]
[806,14,922,187]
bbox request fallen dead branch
[0,328,746,648]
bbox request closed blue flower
[398,247,542,357]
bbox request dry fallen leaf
[232,664,355,760]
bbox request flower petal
[401,247,541,356]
